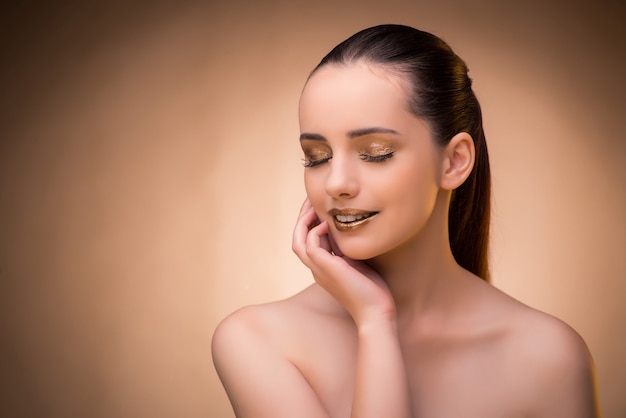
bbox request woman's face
[299,64,445,261]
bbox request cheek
[304,172,326,215]
[303,172,315,198]
[377,161,440,214]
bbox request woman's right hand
[292,198,397,326]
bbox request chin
[333,237,388,261]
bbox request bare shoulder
[488,286,600,417]
[212,284,339,353]
[211,285,337,418]
[212,297,293,347]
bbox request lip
[328,208,378,232]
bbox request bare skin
[212,64,600,417]
[214,280,598,417]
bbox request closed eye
[302,156,332,167]
[360,152,394,162]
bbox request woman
[212,24,600,417]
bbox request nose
[325,154,359,199]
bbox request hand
[292,199,396,325]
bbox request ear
[440,132,475,191]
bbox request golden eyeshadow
[358,142,396,156]
[302,146,331,160]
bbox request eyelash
[360,152,394,162]
[302,156,331,168]
[302,152,394,167]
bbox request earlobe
[440,132,475,191]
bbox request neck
[366,193,468,321]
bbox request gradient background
[0,0,624,417]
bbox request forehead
[299,64,415,133]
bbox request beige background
[0,0,624,417]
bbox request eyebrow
[299,127,400,141]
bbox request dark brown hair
[311,24,492,281]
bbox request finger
[296,199,320,230]
[305,221,336,263]
[297,197,313,218]
[292,203,319,260]
[304,221,342,282]
[327,231,344,257]
[305,220,328,249]
[318,227,332,253]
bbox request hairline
[306,59,432,131]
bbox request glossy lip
[328,208,378,232]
